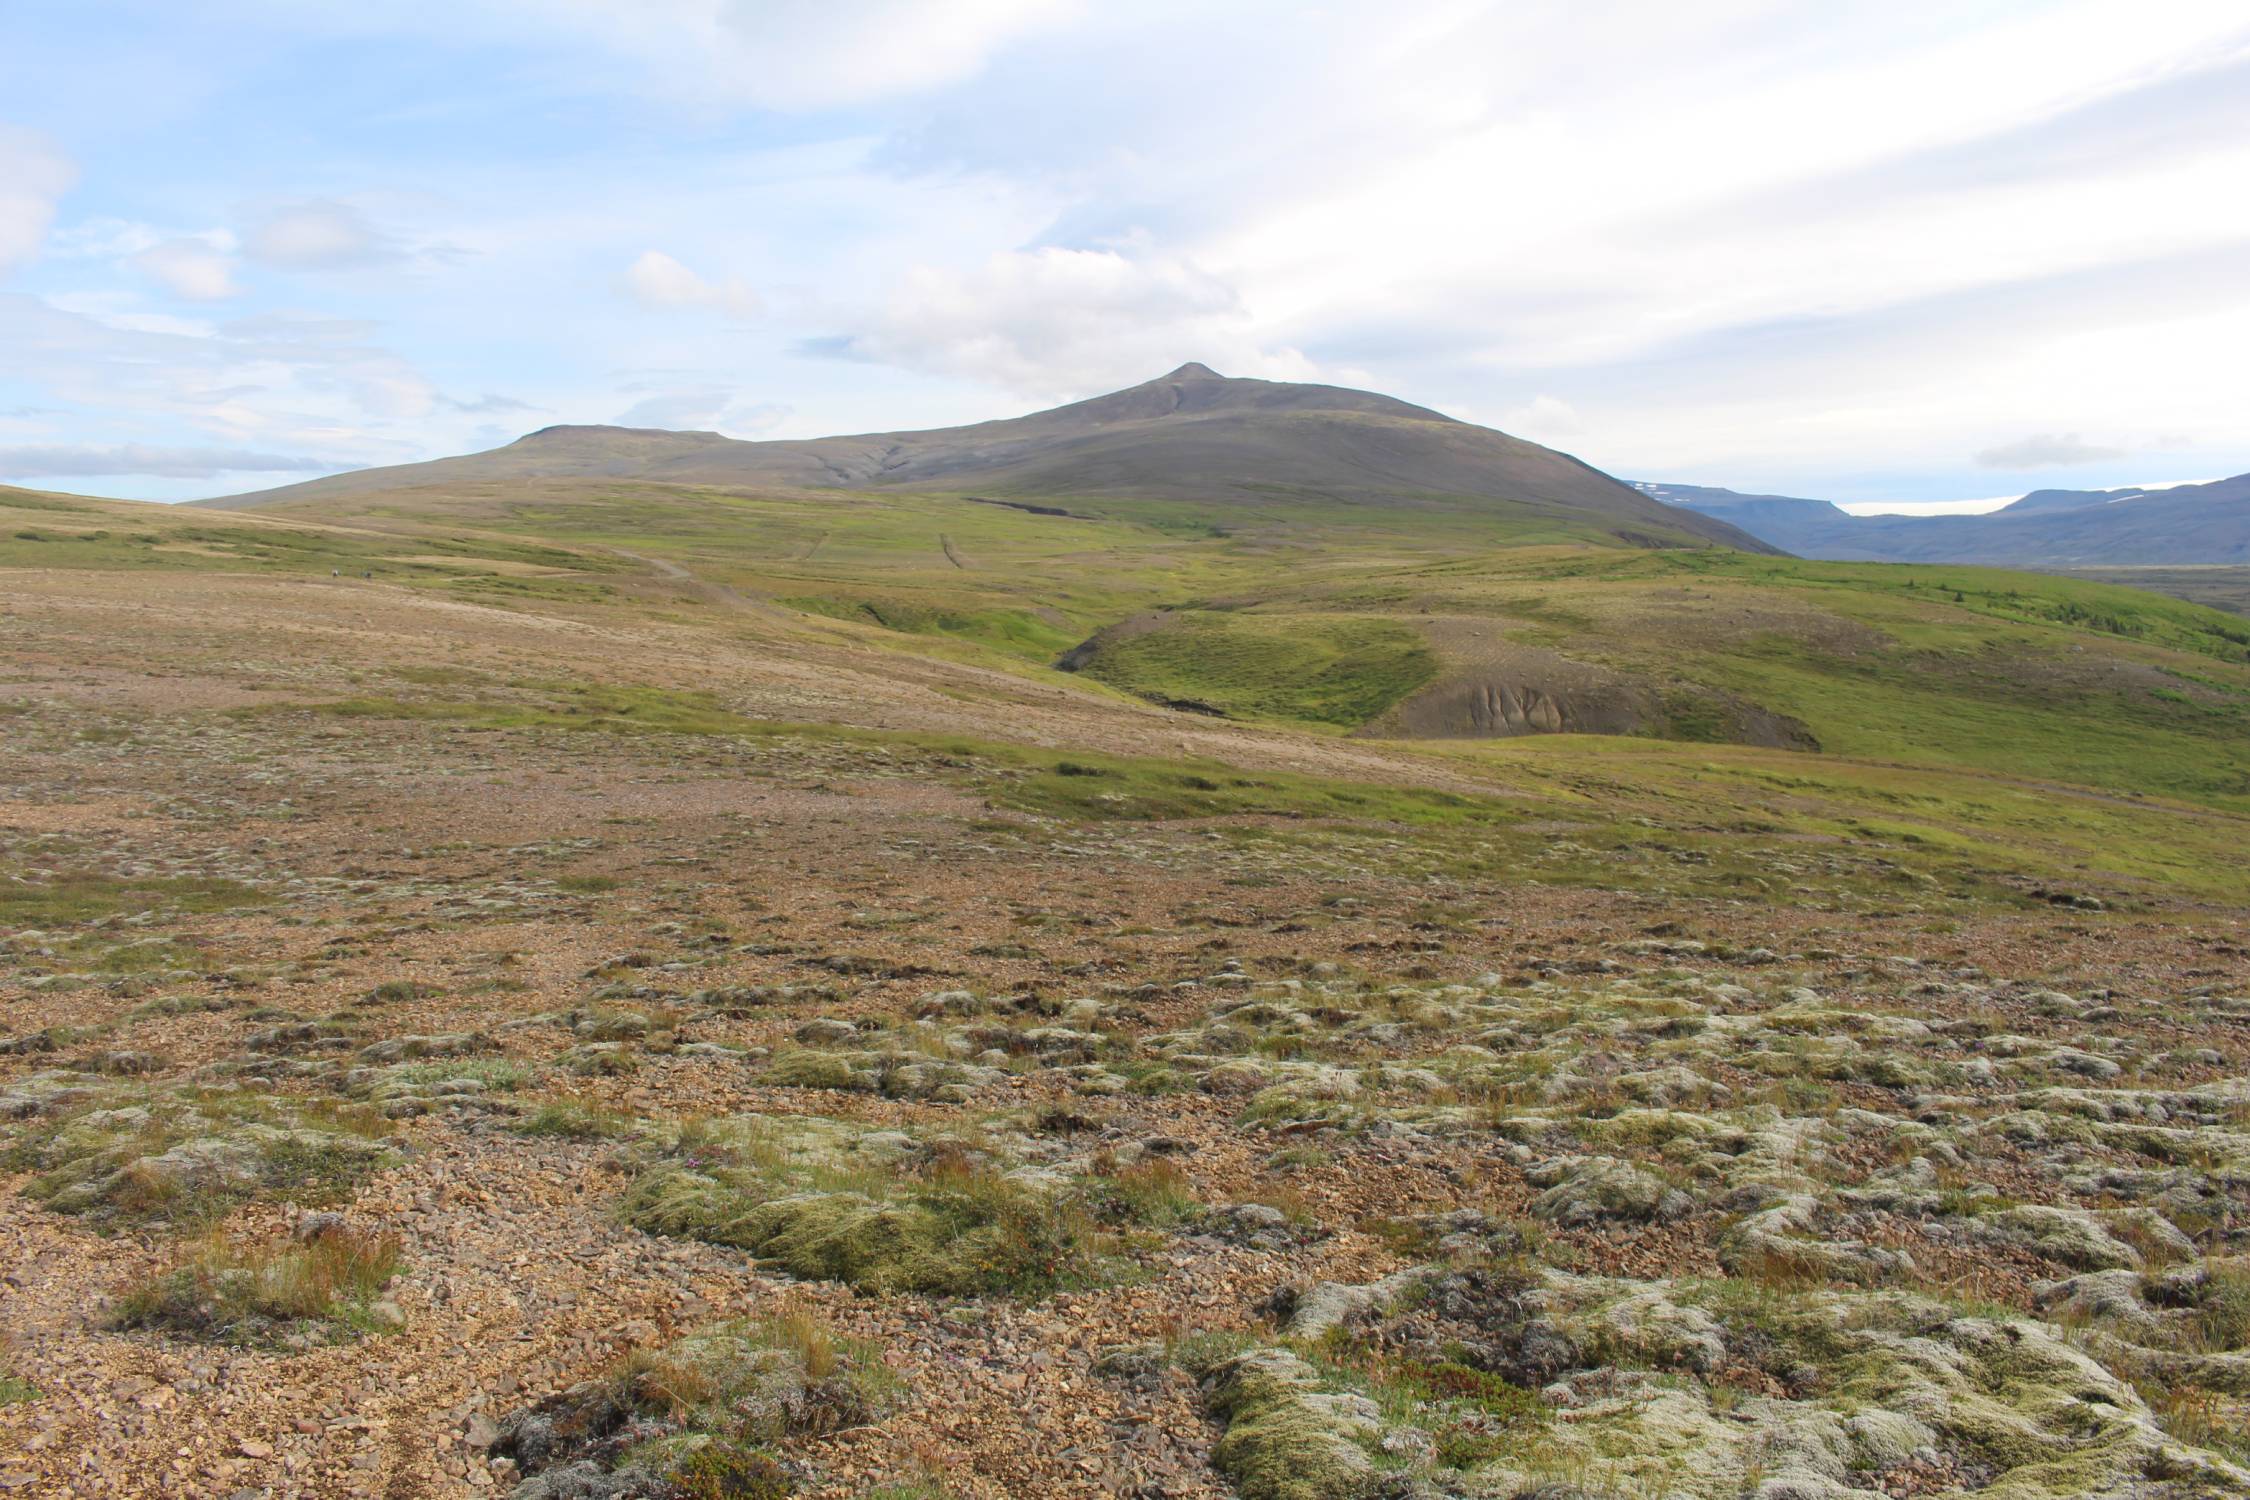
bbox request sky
[1,2,2247,508]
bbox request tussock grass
[513,1099,637,1140]
[2143,1384,2250,1468]
[499,1304,901,1496]
[110,1227,402,1346]
[0,1334,35,1407]
[0,870,259,927]
[621,1119,1174,1297]
[6,1086,393,1229]
[2188,1264,2250,1352]
[1083,1156,1200,1229]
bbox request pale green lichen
[5,1080,391,1228]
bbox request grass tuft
[110,1228,402,1347]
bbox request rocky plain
[1,544,2245,1500]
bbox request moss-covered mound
[618,1115,1127,1297]
[2,1075,393,1229]
[493,1312,896,1500]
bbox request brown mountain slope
[198,364,1775,552]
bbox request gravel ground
[3,569,2246,1498]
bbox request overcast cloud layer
[2,0,2246,503]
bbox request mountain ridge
[1641,472,2250,567]
[2003,483,2155,515]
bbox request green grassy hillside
[1062,612,1439,725]
[12,454,2250,913]
[13,477,2248,816]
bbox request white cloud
[444,392,543,415]
[0,126,74,276]
[52,220,242,299]
[43,216,162,262]
[244,200,396,269]
[1838,496,2018,516]
[423,0,1075,111]
[712,1,2248,481]
[814,246,1314,399]
[132,237,239,300]
[622,250,760,317]
[11,3,2250,495]
[1496,395,1585,443]
[613,387,789,432]
[708,0,1074,110]
[1974,433,2129,468]
[0,293,448,462]
[0,443,329,479]
[252,0,1073,112]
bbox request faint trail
[940,534,966,569]
[799,532,829,562]
[606,548,783,620]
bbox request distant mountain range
[199,364,1772,553]
[1636,474,2250,566]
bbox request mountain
[1642,471,2250,567]
[2001,483,2155,515]
[1630,483,1881,559]
[201,364,1773,552]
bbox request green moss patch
[0,870,259,927]
[1065,611,1438,727]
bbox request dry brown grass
[110,1227,402,1346]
